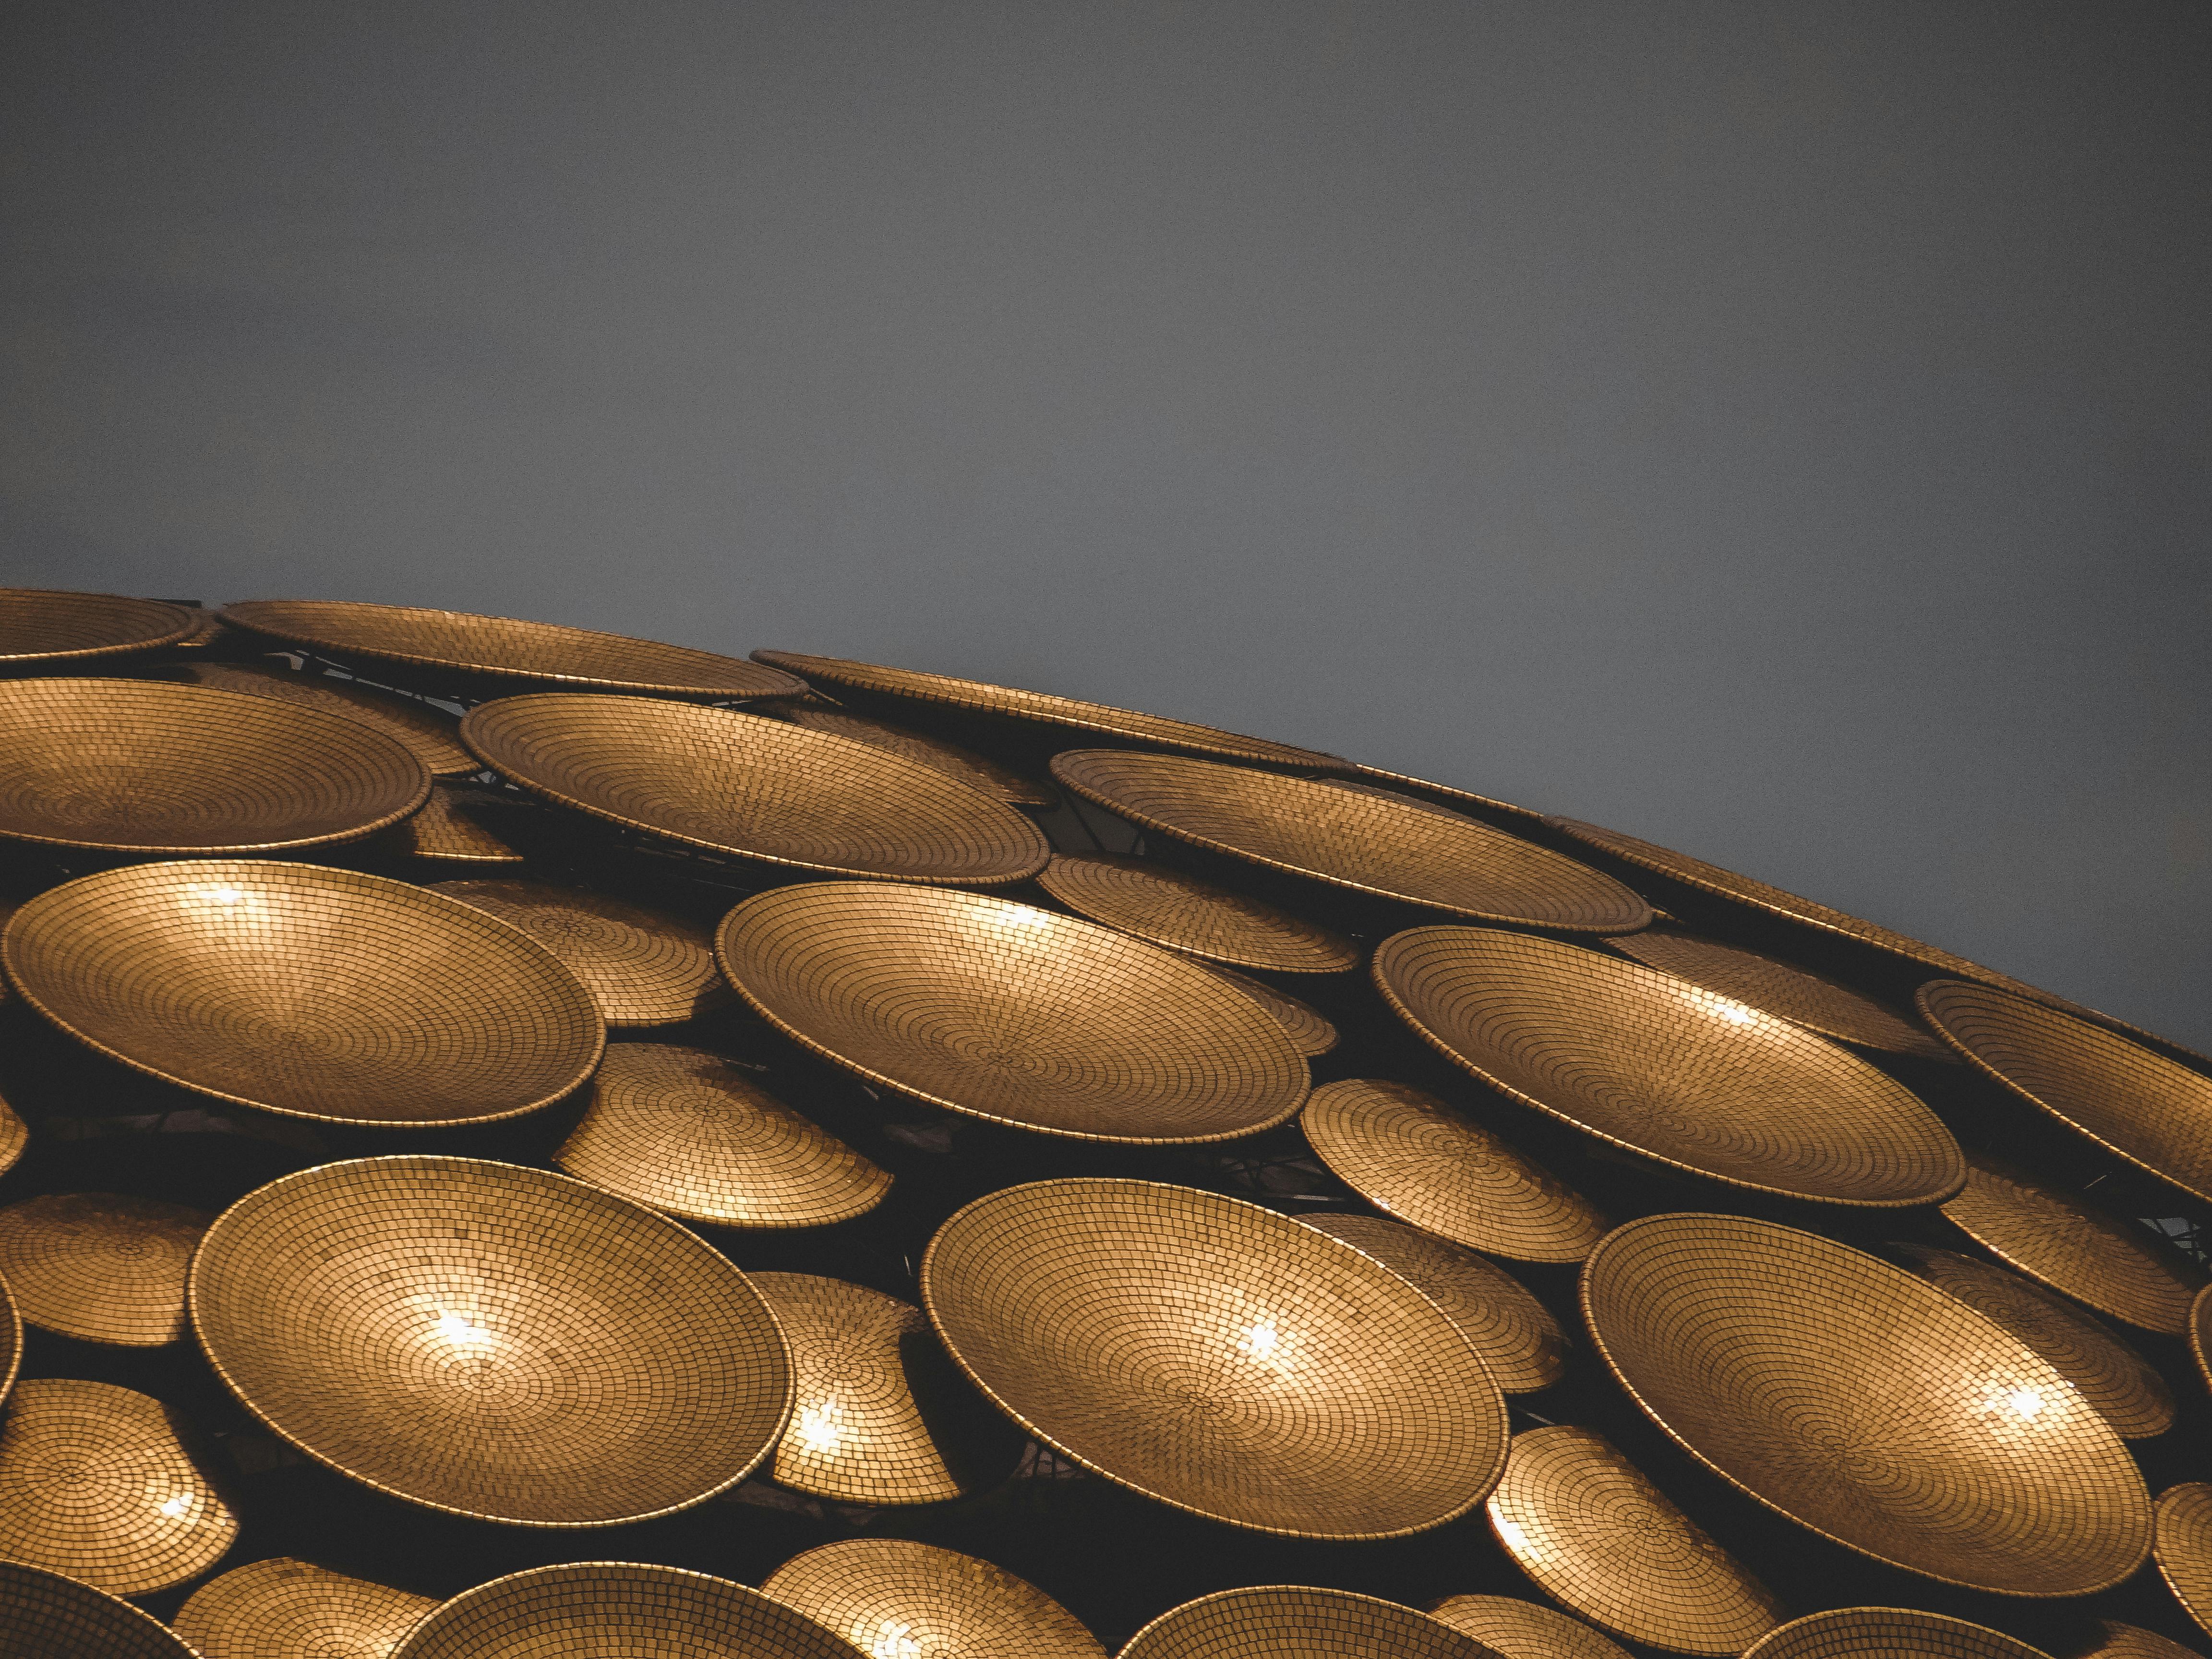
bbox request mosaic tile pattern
[0,1191,213,1346]
[173,1556,438,1659]
[148,660,478,775]
[1035,853,1359,974]
[1425,1594,1634,1659]
[0,587,199,666]
[0,1558,200,1657]
[764,1537,1106,1658]
[1741,1607,2054,1658]
[2155,1484,2212,1640]
[1119,1585,1490,1659]
[432,878,728,1026]
[777,706,1055,805]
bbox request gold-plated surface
[384,781,530,863]
[1425,1596,1633,1659]
[173,1557,439,1659]
[0,588,199,666]
[0,1269,19,1405]
[1119,1586,1491,1659]
[2192,1285,2212,1399]
[0,1091,25,1179]
[222,598,810,700]
[919,1178,1507,1539]
[1034,854,1361,974]
[1741,1608,2054,1659]
[148,660,478,775]
[1054,751,1651,932]
[463,695,1050,885]
[1582,1212,2152,1595]
[556,1043,890,1229]
[2070,1622,2205,1659]
[0,1558,201,1659]
[1893,1244,2175,1440]
[1941,1153,2206,1335]
[1190,958,1339,1057]
[1345,761,1550,826]
[0,676,430,854]
[1488,1426,1780,1656]
[388,1562,867,1659]
[0,1377,237,1594]
[777,706,1056,805]
[0,1192,212,1346]
[429,878,727,1026]
[1298,1214,1567,1393]
[2159,1485,2212,1640]
[189,1155,793,1526]
[1300,1078,1608,1263]
[717,884,1309,1144]
[1374,927,1964,1206]
[4,861,603,1128]
[763,1538,1106,1659]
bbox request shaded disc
[173,1557,438,1659]
[776,706,1055,805]
[1034,854,1360,974]
[1941,1153,2205,1334]
[1742,1609,2054,1659]
[1191,958,1338,1056]
[2070,1622,2205,1659]
[763,1538,1106,1659]
[0,677,430,855]
[1425,1596,1633,1659]
[429,878,727,1026]
[2193,1285,2212,1398]
[189,1155,792,1526]
[0,588,199,667]
[0,1270,18,1405]
[0,1192,212,1346]
[222,598,809,700]
[0,1092,24,1180]
[716,883,1309,1145]
[2162,1486,2212,1640]
[383,781,530,864]
[919,1178,1506,1539]
[1120,1586,1490,1659]
[1339,762,1550,828]
[464,695,1049,885]
[4,861,603,1128]
[1582,1213,2151,1595]
[1300,1078,1608,1263]
[1054,751,1650,932]
[556,1043,890,1229]
[0,1377,237,1595]
[0,1558,200,1659]
[1893,1244,2175,1440]
[146,661,477,775]
[1299,1214,1566,1393]
[1374,927,1964,1206]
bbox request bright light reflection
[1719,1003,1754,1024]
[158,1494,192,1519]
[797,1399,843,1455]
[1243,1322,1279,1357]
[2008,1390,2043,1418]
[871,1620,923,1659]
[433,1310,494,1348]
[1494,1517,1529,1551]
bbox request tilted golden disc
[763,1539,1106,1659]
[776,706,1055,805]
[0,677,430,855]
[173,1558,438,1659]
[0,588,199,667]
[1190,958,1338,1056]
[1340,762,1550,828]
[556,1043,890,1229]
[1582,1213,2152,1595]
[1374,927,1964,1206]
[463,696,1050,885]
[2160,1485,2212,1639]
[0,1559,200,1659]
[1120,1587,1490,1659]
[1053,751,1651,932]
[2192,1286,2212,1398]
[717,884,1309,1144]
[0,1271,19,1405]
[0,1092,24,1180]
[2070,1622,2204,1659]
[920,1178,1507,1539]
[1425,1596,1633,1659]
[189,1156,792,1526]
[145,660,478,775]
[430,879,727,1026]
[0,1193,212,1346]
[1741,1608,2054,1659]
[1300,1078,1608,1263]
[1034,854,1360,974]
[4,861,603,1128]
[382,781,530,864]
[0,1377,237,1595]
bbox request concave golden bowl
[2193,1285,2212,1397]
[463,695,1050,884]
[1191,958,1338,1057]
[430,878,727,1026]
[1743,1609,2055,1659]
[383,781,531,863]
[1581,1212,2152,1595]
[189,1155,793,1526]
[763,1539,1106,1659]
[1300,1077,1608,1263]
[1121,1587,1489,1659]
[919,1178,1507,1538]
[2069,1625,2198,1659]
[1374,927,1964,1206]
[1426,1596,1633,1659]
[0,1192,211,1346]
[1054,751,1651,931]
[0,1558,201,1659]
[2156,1485,2212,1639]
[388,1563,866,1659]
[717,884,1309,1144]
[1034,853,1360,974]
[0,588,199,667]
[4,861,603,1128]
[0,1270,19,1405]
[222,598,809,700]
[147,660,478,775]
[174,1558,437,1659]
[776,706,1055,805]
[0,677,430,854]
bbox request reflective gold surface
[0,587,199,666]
[0,1269,19,1406]
[1190,957,1339,1056]
[2193,1285,2212,1399]
[1343,761,1550,827]
[777,705,1056,805]
[5,861,603,1128]
[148,660,478,775]
[1054,751,1651,931]
[384,781,531,863]
[717,883,1309,1144]
[2156,1484,2212,1639]
[919,1178,1507,1538]
[763,1538,1106,1659]
[1583,1213,2152,1595]
[1375,927,1965,1206]
[1119,1587,1490,1659]
[1742,1609,2054,1659]
[1425,1596,1633,1659]
[2071,1622,2205,1659]
[190,1155,792,1526]
[430,878,727,1026]
[0,1558,201,1659]
[173,1557,438,1659]
[1034,853,1360,974]
[0,1090,25,1180]
[0,1192,212,1346]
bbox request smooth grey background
[4,3,2207,1043]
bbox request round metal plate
[430,878,727,1027]
[146,660,477,775]
[2158,1484,2212,1639]
[173,1558,438,1659]
[1189,958,1338,1057]
[1425,1596,1633,1659]
[1035,854,1360,974]
[0,1192,211,1346]
[1742,1609,2054,1659]
[1121,1587,1490,1659]
[763,1539,1106,1659]
[0,588,198,667]
[776,706,1055,805]
[383,781,530,864]
[0,1559,200,1659]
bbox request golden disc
[2193,1285,2212,1398]
[1054,751,1650,932]
[4,861,602,1128]
[1425,1596,1633,1659]
[0,1192,212,1346]
[763,1539,1106,1659]
[0,1270,19,1405]
[0,588,198,667]
[1034,854,1360,974]
[1120,1587,1489,1659]
[1341,761,1550,827]
[1741,1608,2054,1659]
[189,1155,792,1526]
[147,660,477,775]
[429,878,727,1026]
[0,1558,200,1659]
[1190,958,1338,1056]
[1374,927,1964,1206]
[777,706,1055,805]
[716,883,1309,1144]
[383,781,530,863]
[463,695,1050,885]
[556,1043,890,1229]
[920,1178,1507,1539]
[173,1558,438,1659]
[0,1377,237,1595]
[0,677,430,855]
[1583,1212,2151,1595]
[0,1093,24,1180]
[2160,1485,2212,1639]
[2071,1622,2205,1659]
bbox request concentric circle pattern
[919,1178,1507,1538]
[1741,1608,2054,1659]
[189,1156,793,1525]
[776,705,1055,805]
[717,883,1309,1144]
[0,1192,212,1346]
[148,660,478,775]
[3,861,603,1127]
[173,1557,439,1659]
[1189,957,1339,1056]
[0,588,199,666]
[763,1538,1107,1659]
[1119,1586,1491,1659]
[430,878,727,1026]
[1034,853,1360,974]
[2071,1622,2204,1659]
[1425,1596,1633,1659]
[463,695,1049,884]
[1053,751,1651,931]
[0,1558,201,1659]
[1374,927,1964,1206]
[1582,1213,2152,1595]
[2193,1285,2212,1398]
[384,781,531,863]
[0,677,430,854]
[2156,1484,2212,1639]
[1344,761,1550,827]
[0,1270,20,1405]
